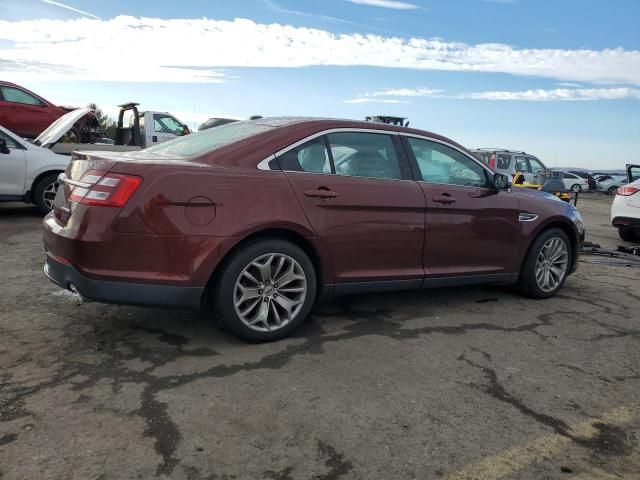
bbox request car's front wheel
[519,228,572,299]
[571,184,582,192]
[214,239,317,342]
[33,173,60,215]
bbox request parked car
[611,165,640,242]
[568,170,596,190]
[471,149,548,184]
[43,118,584,342]
[560,172,590,192]
[597,175,629,195]
[0,124,69,214]
[0,81,94,139]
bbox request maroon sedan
[0,81,76,139]
[43,118,584,342]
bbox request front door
[403,136,520,278]
[279,131,426,284]
[0,85,51,138]
[0,130,27,196]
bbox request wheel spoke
[255,255,275,284]
[235,285,261,307]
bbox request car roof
[249,117,470,148]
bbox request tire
[213,239,317,342]
[618,228,637,242]
[570,184,582,193]
[608,186,618,196]
[33,173,60,215]
[519,228,572,299]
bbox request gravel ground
[1,193,639,480]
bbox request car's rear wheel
[214,239,317,342]
[519,228,571,299]
[618,227,637,242]
[608,186,618,196]
[33,173,60,215]
[570,184,582,192]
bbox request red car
[43,118,584,342]
[0,81,76,138]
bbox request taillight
[489,153,496,169]
[617,185,639,196]
[69,170,142,207]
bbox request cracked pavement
[1,194,639,479]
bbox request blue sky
[0,0,639,169]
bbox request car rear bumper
[44,254,204,309]
[612,216,640,228]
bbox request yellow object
[511,171,571,202]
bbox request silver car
[471,149,548,184]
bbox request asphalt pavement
[1,193,639,479]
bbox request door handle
[305,188,338,199]
[432,194,457,204]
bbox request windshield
[144,120,275,157]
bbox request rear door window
[496,153,512,170]
[327,132,403,180]
[277,136,332,174]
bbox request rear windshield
[144,121,274,157]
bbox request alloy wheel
[233,253,307,332]
[42,181,59,211]
[535,237,569,292]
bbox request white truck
[0,104,189,213]
[44,103,190,155]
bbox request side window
[277,136,331,174]
[327,132,402,180]
[408,137,488,187]
[497,154,512,170]
[0,87,44,106]
[0,131,21,149]
[153,114,186,136]
[514,156,530,173]
[528,157,546,174]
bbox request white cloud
[462,87,640,101]
[344,0,419,9]
[41,0,100,19]
[368,87,443,97]
[0,16,639,84]
[343,98,408,104]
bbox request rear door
[279,130,426,285]
[403,135,520,278]
[628,164,640,183]
[0,130,27,196]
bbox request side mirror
[0,139,10,154]
[493,172,511,190]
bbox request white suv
[0,125,69,214]
[611,164,640,242]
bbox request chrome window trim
[257,155,276,171]
[257,128,401,171]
